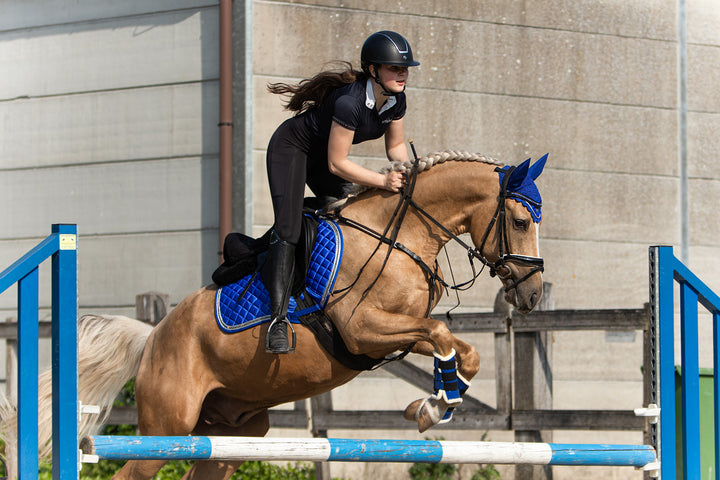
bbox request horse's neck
[345,162,498,257]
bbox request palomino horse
[38,150,546,479]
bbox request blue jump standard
[82,436,656,467]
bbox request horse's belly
[206,326,359,406]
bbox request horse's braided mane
[345,149,502,197]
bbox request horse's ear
[528,153,549,180]
[507,159,530,191]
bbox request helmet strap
[370,64,396,97]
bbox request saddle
[212,213,382,371]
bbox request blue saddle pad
[215,218,343,333]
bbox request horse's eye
[513,219,529,231]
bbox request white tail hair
[0,314,153,469]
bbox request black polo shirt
[304,78,407,146]
[290,78,406,198]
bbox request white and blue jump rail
[80,435,656,469]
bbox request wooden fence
[1,286,650,480]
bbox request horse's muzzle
[491,254,544,293]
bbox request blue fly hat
[496,153,548,223]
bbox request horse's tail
[72,314,153,448]
[0,314,153,466]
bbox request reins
[319,152,545,366]
[330,143,423,307]
[330,161,544,296]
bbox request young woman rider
[263,30,420,353]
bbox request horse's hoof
[403,399,424,421]
[415,396,446,433]
[417,404,439,433]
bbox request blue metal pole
[680,282,700,479]
[17,268,39,480]
[656,246,677,480]
[51,224,78,480]
[714,310,720,480]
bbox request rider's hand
[384,171,406,192]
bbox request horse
[23,150,547,480]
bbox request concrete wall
[249,2,719,479]
[0,0,221,414]
[0,1,221,319]
[1,1,719,478]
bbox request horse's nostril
[530,291,538,308]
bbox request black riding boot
[263,231,296,354]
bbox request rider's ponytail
[267,61,364,113]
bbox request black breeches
[266,124,308,245]
[266,117,351,244]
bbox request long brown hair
[267,61,365,113]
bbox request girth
[294,293,383,371]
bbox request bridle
[325,158,544,307]
[473,165,545,292]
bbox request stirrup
[265,317,296,354]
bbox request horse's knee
[428,321,455,355]
[458,346,480,380]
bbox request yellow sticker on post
[59,234,77,250]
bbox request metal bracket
[634,403,660,424]
[78,401,101,421]
[639,460,660,477]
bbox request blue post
[715,309,720,480]
[52,224,78,480]
[654,245,720,480]
[680,282,700,479]
[655,245,677,479]
[17,267,39,480]
[0,224,78,480]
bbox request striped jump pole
[81,436,657,469]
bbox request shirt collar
[365,78,396,115]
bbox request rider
[263,30,420,354]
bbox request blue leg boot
[431,349,470,424]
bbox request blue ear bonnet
[496,153,548,223]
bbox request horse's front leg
[337,308,474,432]
[404,339,480,430]
[411,338,480,385]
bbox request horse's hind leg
[111,460,169,480]
[112,329,213,479]
[110,381,206,480]
[181,409,270,480]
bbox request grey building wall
[251,0,719,313]
[1,1,719,478]
[1,1,221,319]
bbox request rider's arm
[384,117,411,163]
[328,121,404,192]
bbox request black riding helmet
[361,31,419,95]
[361,31,420,69]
